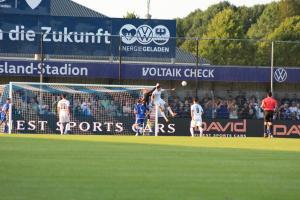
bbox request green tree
[178,2,234,55]
[176,9,203,48]
[247,2,281,39]
[201,1,234,27]
[123,12,139,19]
[199,8,249,65]
[254,16,300,67]
[269,16,300,66]
[278,0,300,20]
[236,5,266,34]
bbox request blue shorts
[0,113,7,122]
[135,118,145,126]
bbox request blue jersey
[134,103,147,119]
[2,103,9,112]
[1,103,10,122]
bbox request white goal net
[5,82,168,135]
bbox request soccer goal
[4,82,167,135]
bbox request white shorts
[154,99,166,107]
[190,119,202,128]
[59,112,70,123]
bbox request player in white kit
[151,84,176,122]
[57,94,70,135]
[190,97,204,137]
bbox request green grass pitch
[0,135,299,200]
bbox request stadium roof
[121,48,209,64]
[50,0,107,17]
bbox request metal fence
[1,32,299,65]
[0,32,300,120]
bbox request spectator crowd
[168,93,300,120]
[8,90,300,121]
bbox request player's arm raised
[151,91,155,103]
[162,88,176,92]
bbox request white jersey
[57,99,70,113]
[191,103,203,120]
[57,99,70,123]
[152,89,166,106]
[190,103,203,128]
[152,89,162,102]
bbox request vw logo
[137,25,153,45]
[119,24,170,45]
[274,68,287,83]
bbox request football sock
[60,124,64,135]
[160,111,168,122]
[167,107,175,116]
[64,123,70,134]
[190,128,194,137]
[199,127,203,137]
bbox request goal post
[5,82,166,135]
[9,82,12,134]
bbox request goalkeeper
[141,83,159,120]
[134,98,148,136]
[0,98,11,133]
[142,83,159,107]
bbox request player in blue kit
[134,98,148,136]
[0,98,11,133]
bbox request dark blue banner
[0,14,176,57]
[0,59,299,83]
[0,60,118,78]
[112,19,176,57]
[0,0,50,15]
[0,0,15,9]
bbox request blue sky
[72,0,278,19]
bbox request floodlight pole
[40,33,44,84]
[39,33,44,106]
[196,39,199,97]
[8,82,12,134]
[119,35,122,84]
[270,41,274,94]
[146,0,151,19]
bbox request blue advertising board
[0,59,298,83]
[0,0,50,15]
[0,14,176,57]
[112,19,176,58]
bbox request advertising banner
[0,0,50,15]
[0,59,299,83]
[0,14,176,57]
[11,114,300,138]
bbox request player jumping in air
[0,98,11,133]
[151,84,176,123]
[261,91,277,138]
[134,98,148,136]
[190,97,204,137]
[142,83,158,107]
[57,94,71,135]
